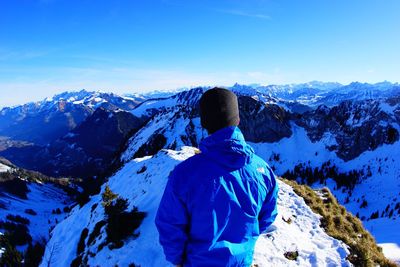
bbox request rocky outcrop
[238,96,292,143]
[296,98,399,161]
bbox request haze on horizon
[0,0,399,107]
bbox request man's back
[155,126,278,266]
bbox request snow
[0,181,72,242]
[379,244,400,265]
[346,113,370,127]
[0,247,4,259]
[0,231,4,258]
[123,102,400,263]
[64,132,77,138]
[380,101,398,114]
[121,111,177,161]
[250,125,337,175]
[0,163,10,173]
[42,147,350,267]
[130,97,177,118]
[249,81,399,108]
[253,181,350,266]
[364,218,400,264]
[128,88,187,100]
[72,100,85,105]
[121,94,142,101]
[3,84,398,264]
[249,125,400,262]
[121,107,206,162]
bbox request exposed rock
[296,99,399,161]
[238,96,292,143]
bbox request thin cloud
[217,9,271,20]
[0,47,61,62]
[0,50,47,61]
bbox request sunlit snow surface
[0,182,72,242]
[250,125,400,263]
[0,163,10,173]
[363,219,400,265]
[41,147,351,267]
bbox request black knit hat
[199,87,240,134]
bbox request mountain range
[0,81,399,265]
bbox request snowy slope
[0,162,75,259]
[250,125,400,262]
[41,147,351,267]
[122,107,206,162]
[250,125,400,221]
[0,163,10,173]
[130,87,204,119]
[131,97,177,118]
[253,181,350,266]
[0,182,72,242]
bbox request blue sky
[0,0,399,107]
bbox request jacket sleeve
[155,168,189,265]
[258,167,279,233]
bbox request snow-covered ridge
[232,81,400,108]
[42,147,350,267]
[124,86,189,100]
[0,89,148,146]
[0,89,145,117]
[1,81,398,117]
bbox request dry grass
[282,178,396,267]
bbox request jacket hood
[199,126,254,170]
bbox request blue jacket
[155,126,278,267]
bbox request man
[155,88,279,267]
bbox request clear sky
[0,0,399,107]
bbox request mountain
[0,160,76,266]
[314,81,400,107]
[233,81,400,109]
[117,85,400,263]
[40,147,354,267]
[124,87,188,100]
[1,82,399,265]
[122,88,293,161]
[296,96,400,160]
[122,86,399,162]
[0,108,146,178]
[0,90,146,146]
